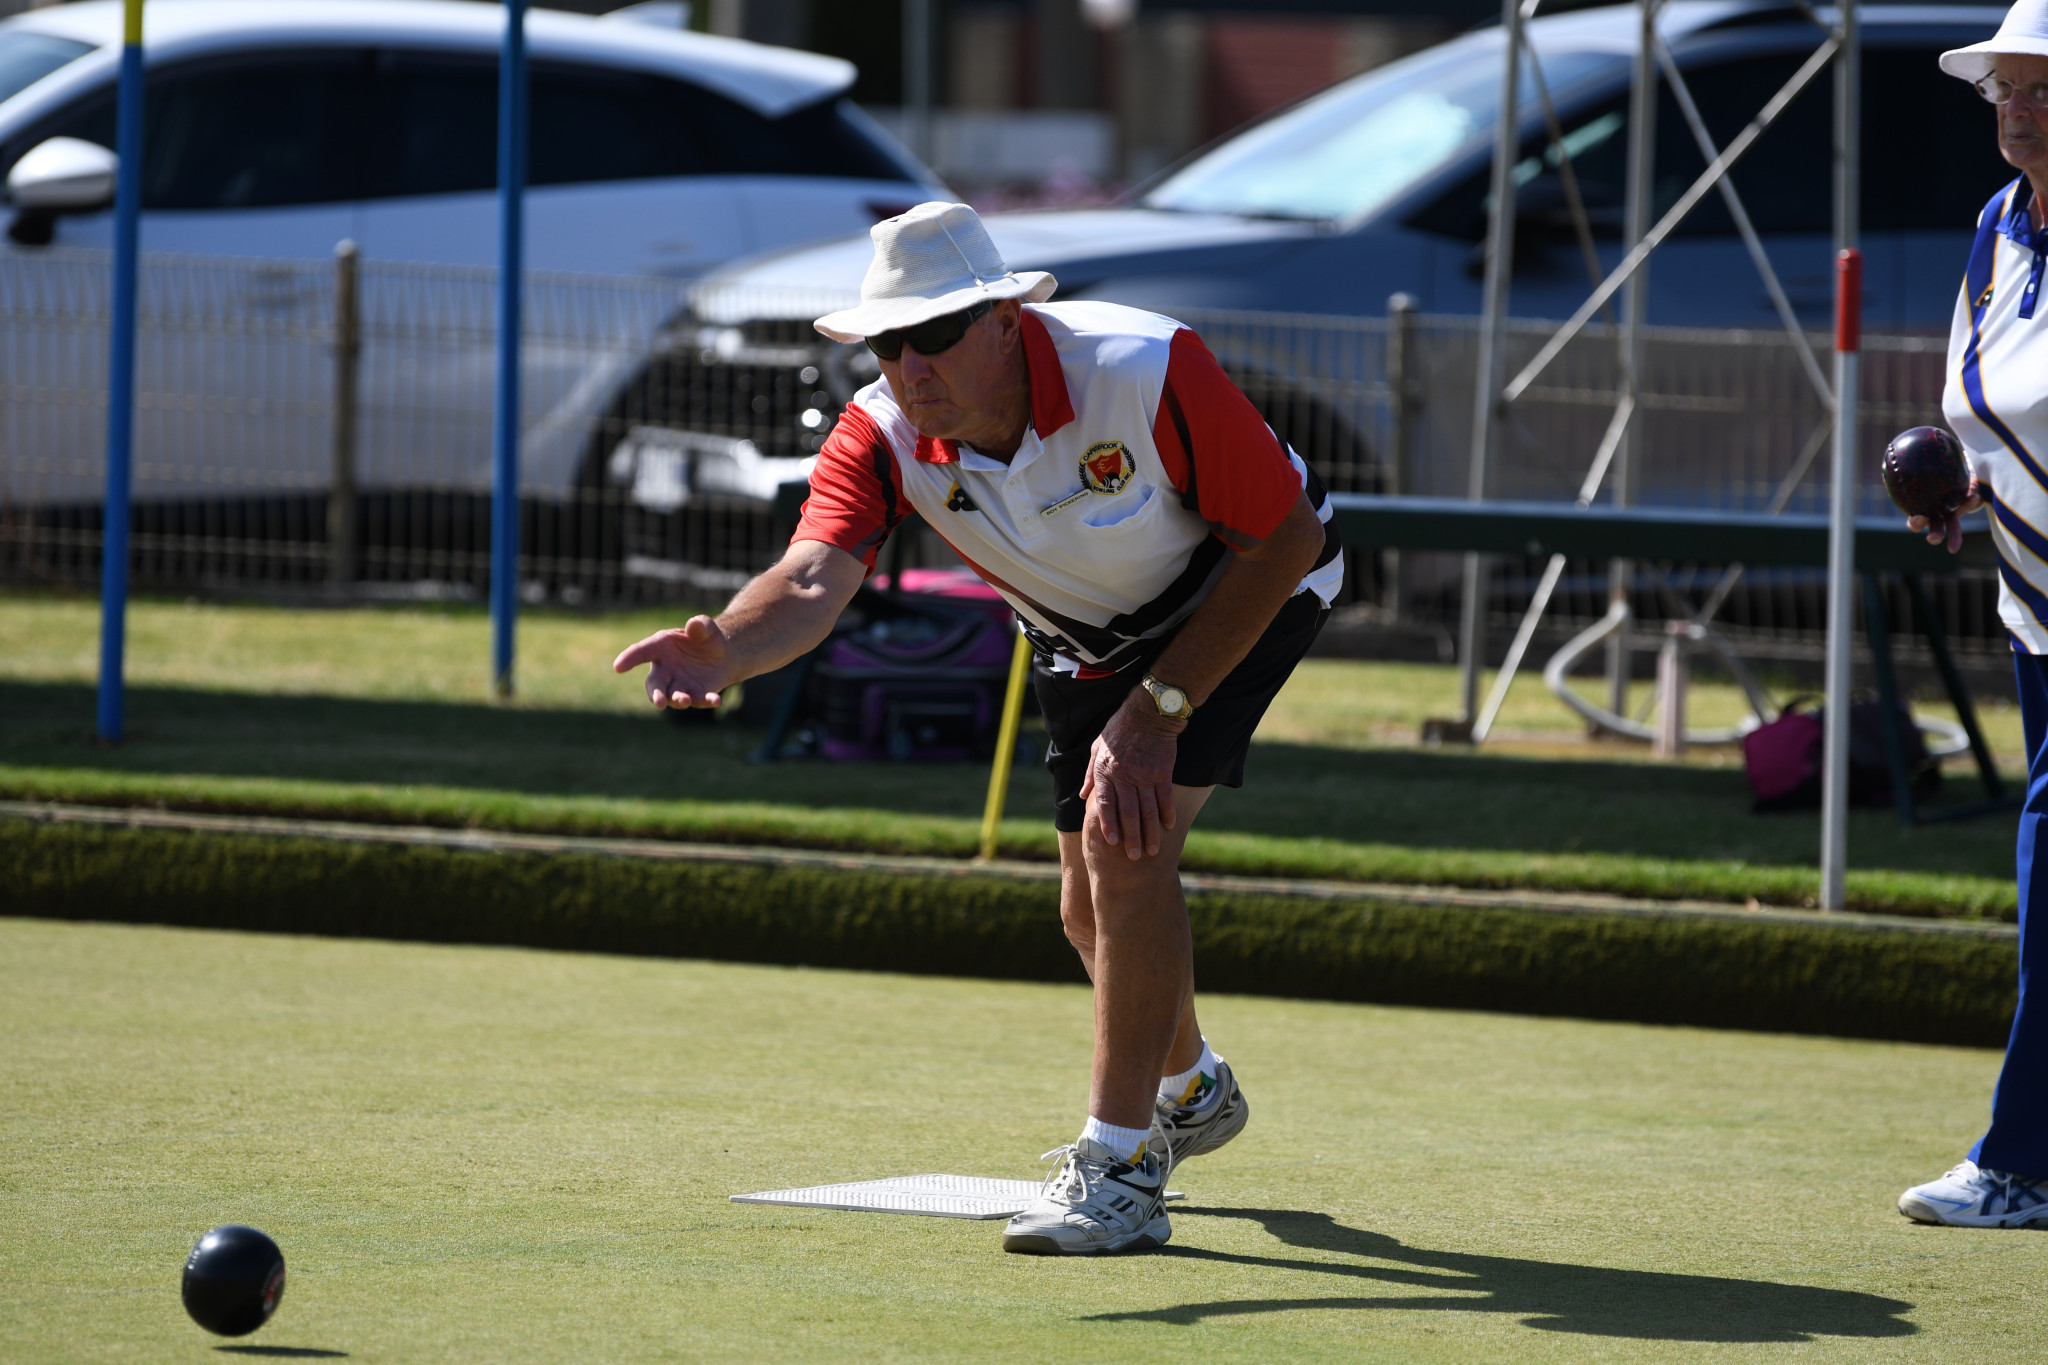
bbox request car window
[373,53,716,197]
[3,46,921,204]
[1652,50,1832,237]
[700,94,920,180]
[373,52,498,198]
[367,54,909,199]
[1411,41,2015,242]
[0,30,93,109]
[1409,50,1817,240]
[1141,42,1623,223]
[830,99,936,183]
[1,51,371,208]
[143,51,371,209]
[533,63,711,185]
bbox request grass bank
[0,591,2023,918]
[2,816,2017,1045]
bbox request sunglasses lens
[905,314,969,356]
[865,303,991,362]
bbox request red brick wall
[1203,18,1344,141]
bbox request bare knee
[1061,876,1097,948]
[1081,827,1184,922]
[1061,904,1097,958]
[1058,845,1099,962]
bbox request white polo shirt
[1943,176,2048,654]
[797,300,1342,673]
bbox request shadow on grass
[1092,1208,1914,1343]
[0,679,2015,877]
[0,679,999,816]
[213,1348,348,1358]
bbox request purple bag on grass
[1741,699,1938,811]
[814,570,1018,763]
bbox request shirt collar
[2000,184,2047,246]
[910,306,1074,465]
[1021,307,1075,439]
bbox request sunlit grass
[1,918,2031,1363]
[0,588,704,713]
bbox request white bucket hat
[813,201,1056,344]
[1941,0,2048,82]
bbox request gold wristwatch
[1140,674,1195,720]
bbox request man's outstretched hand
[613,615,732,710]
[1907,477,1984,555]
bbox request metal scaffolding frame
[1452,0,1864,904]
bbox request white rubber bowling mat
[731,1173,1186,1220]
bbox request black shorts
[1033,590,1328,833]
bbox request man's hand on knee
[1079,693,1186,859]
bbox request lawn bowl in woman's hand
[1882,426,1973,519]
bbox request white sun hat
[1941,0,2048,82]
[813,201,1056,344]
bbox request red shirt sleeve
[1150,327,1303,550]
[793,401,905,571]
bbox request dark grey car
[714,1,2010,331]
[589,0,2012,579]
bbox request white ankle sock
[1079,1115,1152,1162]
[1158,1038,1221,1109]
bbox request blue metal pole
[96,0,145,744]
[490,0,527,699]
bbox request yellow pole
[978,628,1033,861]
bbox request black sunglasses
[865,300,994,361]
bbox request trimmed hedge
[3,770,2016,922]
[0,818,2017,1047]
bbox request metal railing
[1178,302,1993,659]
[0,245,1997,657]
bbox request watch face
[1158,686,1187,715]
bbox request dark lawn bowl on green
[180,1224,286,1338]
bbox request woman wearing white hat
[615,202,1341,1254]
[1901,0,2048,1228]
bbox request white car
[0,0,942,563]
[0,0,942,274]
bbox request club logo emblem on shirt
[1080,440,1134,495]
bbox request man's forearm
[1146,494,1325,705]
[713,540,864,682]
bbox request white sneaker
[1899,1160,2048,1228]
[1001,1137,1170,1255]
[1153,1057,1249,1173]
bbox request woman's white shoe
[1899,1160,2048,1227]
